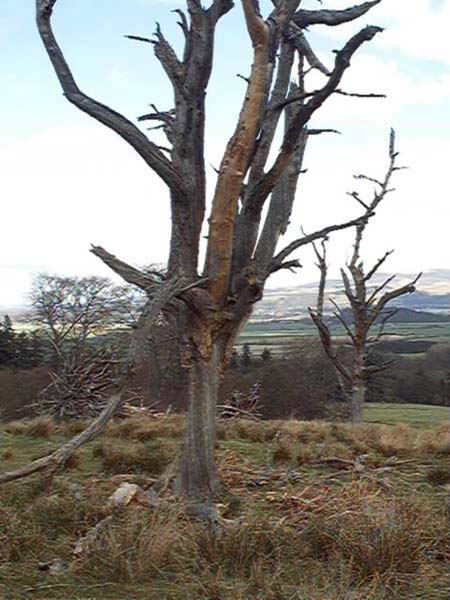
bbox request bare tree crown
[308,131,421,423]
[8,0,387,495]
[36,0,383,316]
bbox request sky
[1,0,449,307]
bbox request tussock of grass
[107,415,186,441]
[75,508,195,583]
[0,506,44,562]
[4,417,57,438]
[426,466,450,486]
[270,434,296,464]
[301,496,438,579]
[1,449,14,461]
[93,438,177,476]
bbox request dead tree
[0,275,198,484]
[1,0,385,497]
[309,131,421,424]
[30,274,143,418]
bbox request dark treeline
[1,309,449,421]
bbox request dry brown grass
[1,416,449,599]
[303,499,439,579]
[0,505,44,562]
[92,438,177,476]
[4,417,57,438]
[106,415,186,441]
[75,508,195,583]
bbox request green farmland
[239,320,450,356]
[364,403,449,428]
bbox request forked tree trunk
[177,342,221,499]
[10,0,385,499]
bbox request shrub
[75,508,194,583]
[0,506,44,562]
[300,496,443,585]
[93,439,177,476]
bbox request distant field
[239,320,450,356]
[364,403,450,428]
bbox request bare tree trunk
[350,382,365,424]
[177,342,221,499]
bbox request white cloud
[374,0,450,64]
[308,0,450,65]
[0,121,171,304]
[269,132,450,287]
[305,53,450,125]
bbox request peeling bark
[177,342,221,498]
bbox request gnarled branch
[293,0,381,28]
[244,25,383,213]
[270,213,369,272]
[36,0,185,195]
[90,246,159,292]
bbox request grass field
[364,403,450,428]
[239,321,450,356]
[0,411,449,599]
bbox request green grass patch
[364,403,450,428]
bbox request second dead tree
[309,131,421,424]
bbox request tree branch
[312,238,327,320]
[335,89,386,99]
[293,0,382,28]
[90,246,159,292]
[364,250,394,282]
[269,258,302,273]
[245,25,383,212]
[204,0,271,303]
[36,0,185,195]
[330,298,357,343]
[152,23,185,92]
[367,273,422,329]
[270,213,370,272]
[208,0,235,24]
[308,128,341,135]
[308,308,353,386]
[287,23,331,75]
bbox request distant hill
[2,269,449,324]
[390,292,450,313]
[252,269,450,323]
